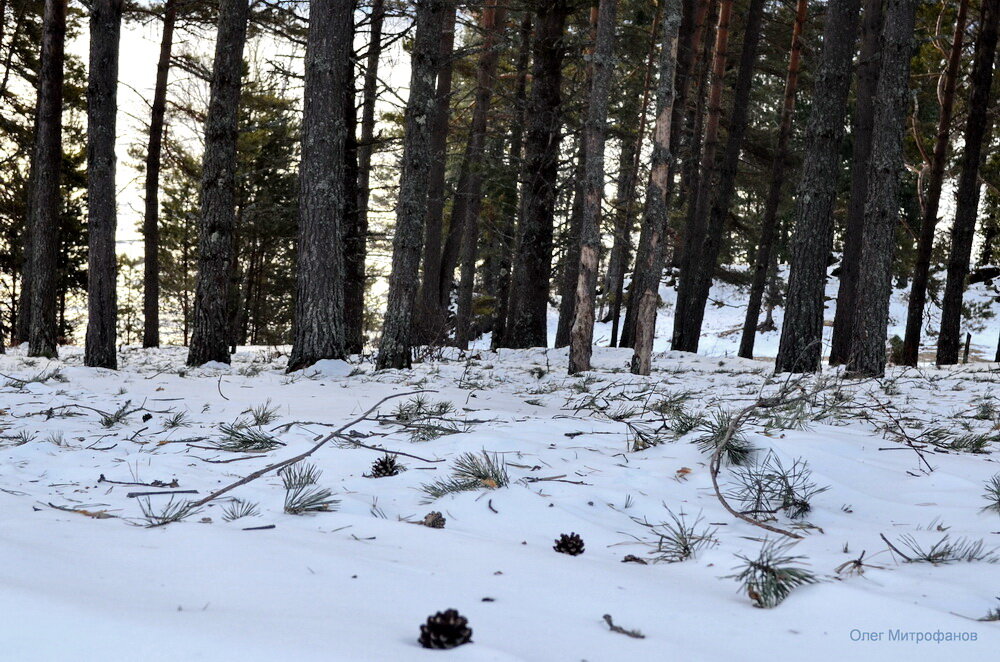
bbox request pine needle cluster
[729,539,818,608]
[215,423,285,452]
[727,452,828,520]
[280,462,339,514]
[420,451,509,502]
[630,509,717,562]
[693,410,755,465]
[138,496,202,527]
[896,534,999,564]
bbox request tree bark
[554,138,586,348]
[27,0,67,359]
[937,0,1000,365]
[829,0,885,365]
[349,0,385,353]
[503,0,570,349]
[671,0,732,352]
[738,0,807,359]
[85,0,124,369]
[620,0,702,349]
[492,11,532,349]
[900,0,969,366]
[141,0,177,349]
[845,0,918,378]
[774,0,861,374]
[678,0,765,354]
[187,0,249,366]
[417,2,457,342]
[376,0,446,369]
[630,0,682,376]
[453,3,510,349]
[288,0,352,371]
[568,0,618,374]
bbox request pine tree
[774,0,862,373]
[846,0,918,378]
[287,0,352,372]
[27,0,67,359]
[187,0,250,366]
[84,0,123,369]
[937,0,1000,365]
[377,0,447,370]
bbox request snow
[1,344,999,661]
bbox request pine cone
[418,609,472,649]
[553,532,585,556]
[422,511,446,529]
[367,454,402,478]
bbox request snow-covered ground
[2,344,999,661]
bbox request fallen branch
[602,614,645,639]
[186,391,432,510]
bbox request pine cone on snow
[418,609,472,649]
[553,532,585,556]
[367,454,403,478]
[421,511,446,528]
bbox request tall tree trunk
[774,0,862,374]
[845,0,917,378]
[141,0,177,349]
[503,0,570,349]
[630,0,682,376]
[417,3,457,342]
[900,0,969,365]
[678,0,765,353]
[568,0,618,374]
[620,0,701,349]
[27,0,67,359]
[186,0,249,366]
[937,0,1000,365]
[829,0,885,365]
[671,0,732,352]
[288,0,352,371]
[350,0,385,353]
[85,0,123,369]
[554,138,586,348]
[492,11,532,349]
[738,0,807,359]
[453,3,510,349]
[604,3,659,346]
[342,40,362,354]
[376,0,446,370]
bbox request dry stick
[602,614,645,639]
[187,391,431,509]
[332,435,445,464]
[879,532,913,562]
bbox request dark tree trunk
[417,3,457,342]
[774,0,862,374]
[376,0,446,369]
[342,41,362,354]
[288,0,352,371]
[186,0,249,366]
[503,0,570,349]
[900,0,969,366]
[738,0,806,359]
[350,0,385,353]
[568,0,618,374]
[453,3,510,349]
[27,0,67,359]
[630,0,682,376]
[554,139,586,349]
[678,0,765,353]
[85,0,123,369]
[604,1,660,346]
[845,0,917,378]
[937,0,1000,365]
[620,0,700,349]
[141,0,177,349]
[829,0,885,365]
[492,12,533,349]
[671,0,732,352]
